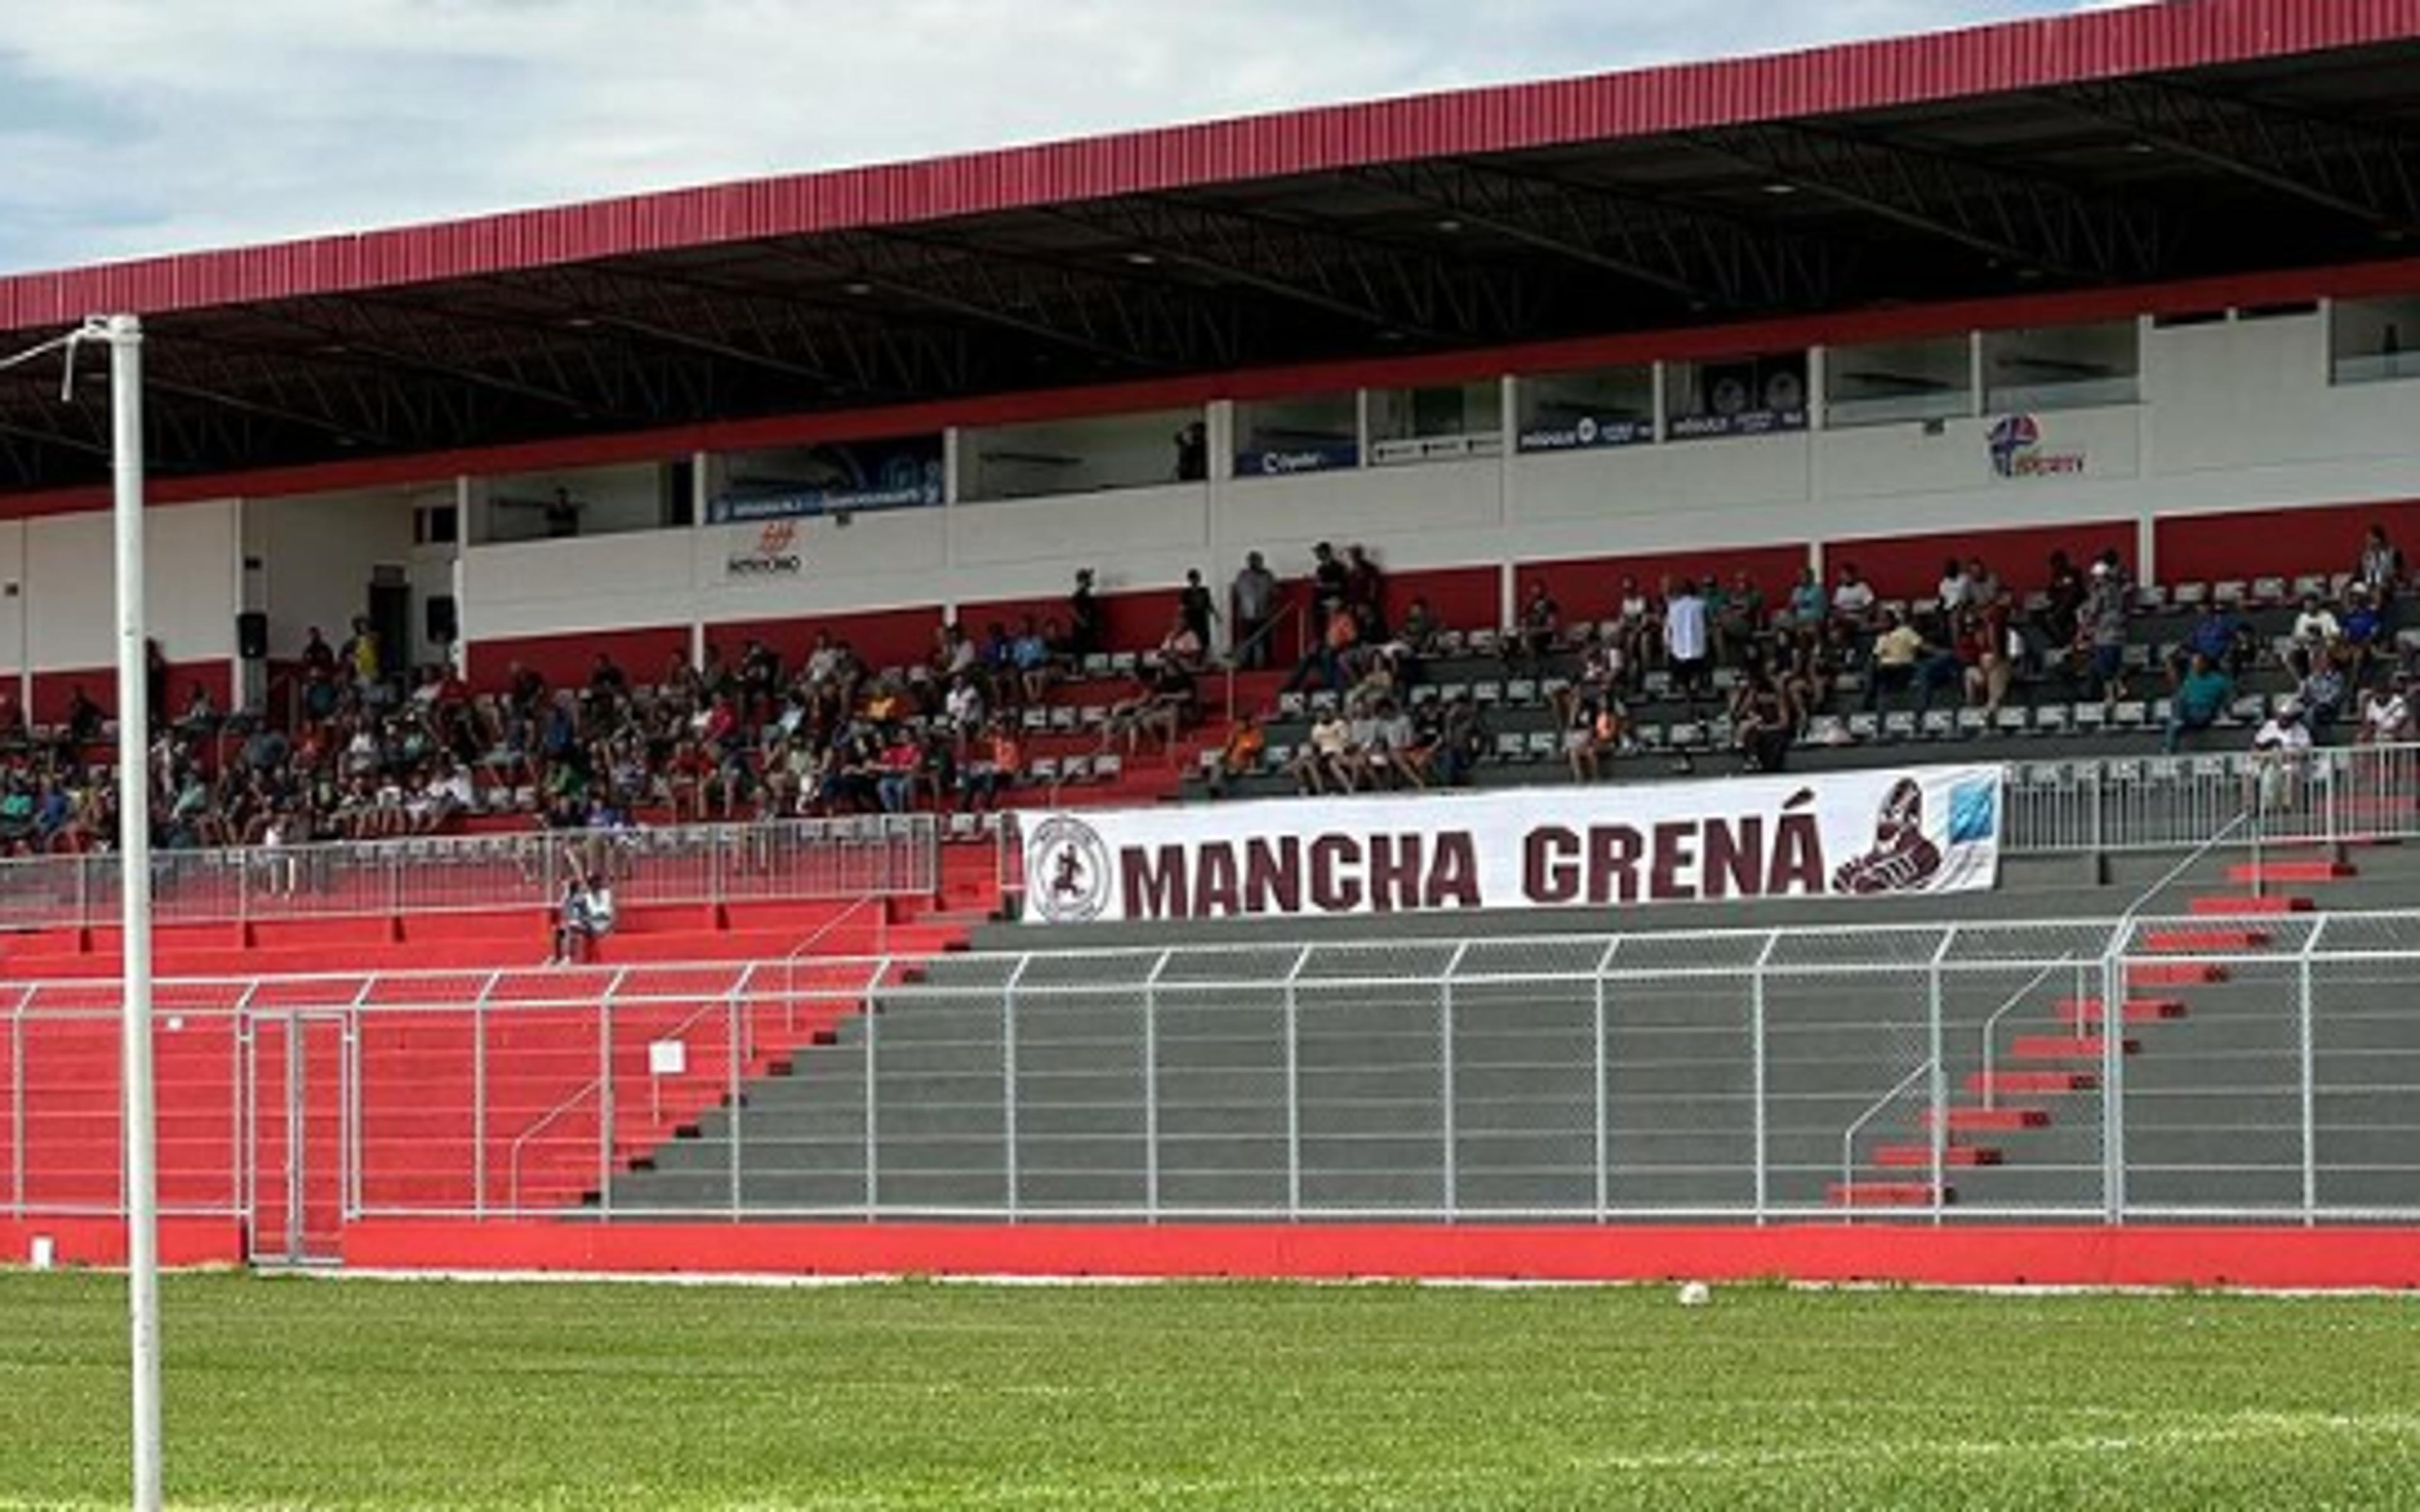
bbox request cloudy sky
[0,0,2124,274]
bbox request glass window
[1233,392,1359,479]
[964,410,1202,501]
[1368,381,1502,465]
[709,437,943,522]
[1983,321,2140,413]
[2332,295,2420,386]
[479,462,674,544]
[1825,336,1971,428]
[1516,366,1655,453]
[1664,351,1809,440]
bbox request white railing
[0,813,940,932]
[11,911,2420,1243]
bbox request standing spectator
[1714,570,1765,668]
[1283,602,1359,695]
[144,638,170,728]
[1664,577,1711,707]
[2250,702,2313,812]
[1178,569,1217,653]
[1343,545,1386,638]
[2035,549,2087,658]
[1426,694,1486,789]
[2358,523,2406,621]
[1310,542,1349,620]
[1173,421,1208,482]
[2082,559,2132,705]
[1784,566,1827,632]
[1230,552,1279,669]
[1936,558,1974,617]
[1067,570,1103,663]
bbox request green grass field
[2,1272,2418,1509]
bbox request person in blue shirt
[2341,585,2386,684]
[2165,653,2235,753]
[2170,602,2249,685]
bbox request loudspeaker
[236,611,268,660]
[425,595,459,646]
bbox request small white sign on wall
[648,1040,688,1077]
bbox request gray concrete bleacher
[604,841,2420,1222]
[1190,592,2417,801]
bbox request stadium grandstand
[8,0,2420,1289]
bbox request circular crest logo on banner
[1030,816,1112,923]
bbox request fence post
[728,987,744,1220]
[1752,939,1773,1225]
[471,981,488,1220]
[597,990,616,1220]
[1593,941,1614,1224]
[863,963,879,1221]
[2299,949,2317,1227]
[8,990,22,1218]
[1284,947,1307,1220]
[1003,956,1028,1222]
[2100,949,2126,1222]
[1927,956,1945,1228]
[1143,956,1163,1223]
[1439,968,1458,1222]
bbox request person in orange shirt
[1282,605,1360,695]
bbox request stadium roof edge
[4,0,2417,328]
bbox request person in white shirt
[2250,703,2314,811]
[1663,576,1711,702]
[2292,593,2343,653]
[1830,563,1878,627]
[2359,677,2414,746]
[1937,557,1973,614]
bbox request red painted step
[2128,962,2230,985]
[2228,861,2355,885]
[1827,1182,1954,1208]
[2010,1034,2140,1062]
[1966,1070,2099,1096]
[2188,895,2313,917]
[1924,1106,2051,1132]
[1874,1144,2003,1168]
[2056,997,2189,1025]
[2143,929,2271,953]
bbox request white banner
[1020,765,2004,927]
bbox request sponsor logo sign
[1020,765,2002,927]
[1668,408,1809,441]
[1236,442,1359,477]
[1516,415,1657,452]
[722,518,805,580]
[1988,414,2087,479]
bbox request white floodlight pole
[105,312,163,1512]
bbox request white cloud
[0,0,2114,273]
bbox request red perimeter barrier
[338,1221,2420,1291]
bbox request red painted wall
[343,1220,2420,1292]
[1518,544,1812,621]
[701,606,945,676]
[1830,520,2136,602]
[2155,498,2420,587]
[466,626,689,696]
[28,661,232,724]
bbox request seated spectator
[1510,580,1559,675]
[2292,592,2342,655]
[2292,650,2348,731]
[1205,713,1265,801]
[2341,585,2387,682]
[1864,611,1927,711]
[550,854,616,965]
[1289,707,1353,795]
[1965,556,2005,613]
[63,685,103,747]
[1961,600,2015,718]
[1714,571,1765,668]
[1829,563,1879,630]
[957,719,1024,811]
[874,728,925,814]
[1734,672,1793,774]
[2250,702,2313,811]
[1564,694,1625,785]
[1615,576,1660,679]
[1156,610,1206,674]
[2358,522,2406,621]
[2165,653,2234,752]
[1783,566,1827,632]
[1114,656,1197,756]
[2359,674,2415,746]
[2170,601,2252,684]
[1425,694,1485,789]
[2033,549,2087,659]
[1368,699,1429,791]
[1937,557,1974,616]
[1397,597,1441,658]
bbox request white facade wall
[437,309,2420,648]
[5,499,240,675]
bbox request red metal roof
[4,0,2416,329]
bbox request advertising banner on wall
[1986,415,2088,480]
[708,438,945,523]
[1516,415,1656,452]
[1018,765,2003,927]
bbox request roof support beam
[1696,122,2170,282]
[2050,78,2420,232]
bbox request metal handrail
[1840,1058,1934,1211]
[1223,600,1308,724]
[1974,958,2082,1112]
[505,1077,601,1215]
[2102,807,2253,958]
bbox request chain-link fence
[9,914,2419,1254]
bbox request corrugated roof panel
[0,0,2415,329]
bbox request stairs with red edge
[1828,1181,1952,1208]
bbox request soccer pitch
[3,1272,2418,1509]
